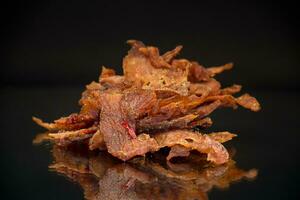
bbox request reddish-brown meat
[99,91,159,161]
[123,40,190,96]
[33,40,261,164]
[236,93,261,112]
[48,126,98,146]
[154,130,230,165]
[32,113,95,131]
[167,145,191,161]
[89,130,106,150]
[220,84,242,95]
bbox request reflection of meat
[33,40,261,164]
[49,145,257,200]
[97,165,155,200]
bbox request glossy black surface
[1,87,299,199]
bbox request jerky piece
[154,130,229,165]
[121,89,157,119]
[54,114,95,130]
[188,117,213,128]
[84,81,103,90]
[123,40,190,96]
[127,39,145,48]
[139,46,172,68]
[153,94,200,117]
[236,93,261,112]
[79,82,104,119]
[208,131,237,143]
[80,74,127,120]
[149,94,206,121]
[205,93,260,111]
[99,66,116,79]
[48,126,98,146]
[220,84,242,95]
[165,131,235,161]
[193,100,222,119]
[100,75,126,89]
[32,113,95,131]
[171,59,191,70]
[200,79,221,95]
[138,114,198,132]
[204,95,238,109]
[207,62,233,76]
[189,79,221,96]
[188,61,210,82]
[89,130,106,150]
[162,45,183,63]
[139,99,220,132]
[138,98,220,132]
[32,133,51,144]
[188,83,211,98]
[100,91,158,161]
[167,145,190,161]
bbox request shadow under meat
[43,140,257,200]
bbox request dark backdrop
[1,1,300,200]
[1,0,299,89]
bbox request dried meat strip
[138,114,198,132]
[220,84,242,95]
[154,130,229,164]
[167,145,191,161]
[162,45,183,63]
[236,93,261,112]
[48,126,98,146]
[193,100,222,119]
[165,131,236,161]
[99,91,158,161]
[32,113,94,131]
[99,66,116,79]
[123,40,190,96]
[204,93,260,111]
[188,117,213,128]
[207,62,233,76]
[207,131,237,143]
[188,61,211,82]
[89,130,106,150]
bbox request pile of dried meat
[33,40,260,165]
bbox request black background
[1,1,299,199]
[2,0,300,89]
